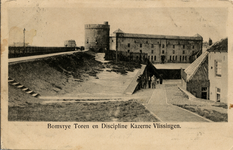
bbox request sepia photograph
[2,0,233,149]
[7,6,228,122]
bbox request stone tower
[85,22,110,52]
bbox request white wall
[208,52,228,103]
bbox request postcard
[1,0,233,149]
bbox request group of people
[137,74,163,90]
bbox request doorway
[161,55,165,63]
[201,87,208,99]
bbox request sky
[8,7,228,46]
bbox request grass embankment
[105,61,141,75]
[9,52,104,101]
[165,84,228,122]
[174,104,227,122]
[8,100,159,122]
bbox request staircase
[8,77,40,98]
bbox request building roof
[111,32,203,40]
[113,29,124,34]
[207,38,228,53]
[184,51,209,82]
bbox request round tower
[85,21,110,52]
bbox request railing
[8,46,75,58]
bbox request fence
[8,46,75,58]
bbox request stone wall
[186,57,209,99]
[187,80,210,99]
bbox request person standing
[160,74,163,84]
[148,76,152,88]
[152,75,157,89]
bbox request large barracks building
[85,22,203,63]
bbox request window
[183,50,185,54]
[140,44,142,47]
[151,50,153,54]
[185,56,187,61]
[128,43,130,47]
[134,41,136,43]
[140,50,142,53]
[87,39,89,44]
[215,60,222,77]
[173,50,175,54]
[162,50,164,54]
[180,56,182,61]
[112,40,114,42]
[151,44,154,48]
[170,56,171,60]
[151,56,153,61]
[173,45,175,48]
[154,56,156,61]
[128,50,130,53]
[173,56,174,60]
[183,45,185,49]
[192,45,195,49]
[162,44,165,48]
[202,87,207,91]
[146,41,148,44]
[175,56,177,60]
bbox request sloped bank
[8,52,105,103]
[8,52,160,122]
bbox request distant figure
[137,75,143,89]
[142,76,146,89]
[148,76,152,88]
[157,78,160,84]
[151,75,157,89]
[160,74,163,84]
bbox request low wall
[8,46,75,58]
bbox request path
[145,84,210,122]
[9,50,87,64]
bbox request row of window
[128,49,190,55]
[151,50,188,54]
[127,43,195,49]
[148,55,189,61]
[169,55,188,61]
